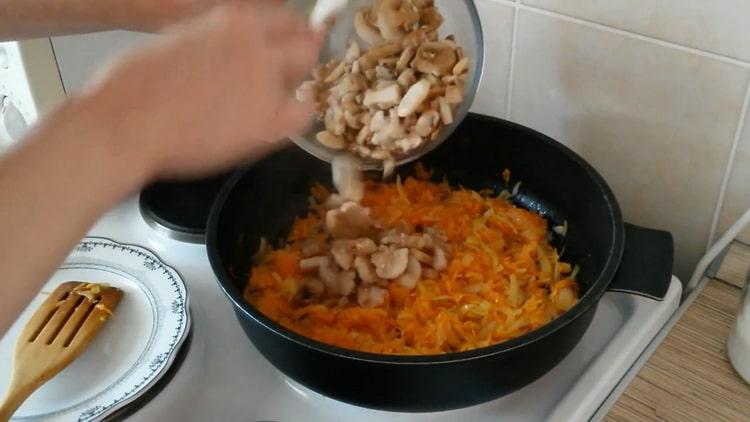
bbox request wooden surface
[606,242,750,421]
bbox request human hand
[113,0,285,32]
[65,3,321,182]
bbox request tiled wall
[469,0,750,280]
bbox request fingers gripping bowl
[203,115,673,412]
[289,0,484,169]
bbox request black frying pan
[206,114,674,412]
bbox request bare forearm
[0,0,198,40]
[0,99,148,331]
[0,1,318,334]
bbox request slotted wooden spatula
[0,282,123,421]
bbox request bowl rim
[291,0,487,171]
[206,114,626,365]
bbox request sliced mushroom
[371,247,409,279]
[331,245,354,270]
[423,268,438,279]
[380,230,407,246]
[452,57,469,75]
[300,256,330,272]
[326,201,373,238]
[402,29,430,48]
[383,157,396,178]
[344,40,362,63]
[317,130,346,150]
[296,80,317,103]
[429,127,440,141]
[356,123,372,144]
[441,75,456,85]
[332,154,364,202]
[328,105,346,135]
[413,42,458,76]
[445,85,464,104]
[318,258,338,291]
[371,108,405,145]
[397,68,417,88]
[371,149,392,161]
[370,110,387,132]
[363,83,402,109]
[415,110,440,137]
[438,96,453,125]
[301,240,322,257]
[432,246,447,271]
[355,10,384,46]
[396,46,416,72]
[344,110,362,129]
[412,0,435,9]
[364,42,402,61]
[353,238,378,255]
[341,92,360,113]
[319,263,356,297]
[421,233,436,249]
[324,60,347,84]
[424,74,440,86]
[395,134,423,152]
[397,79,431,117]
[312,63,327,82]
[379,56,399,67]
[375,0,417,43]
[325,193,345,209]
[303,0,467,162]
[357,285,387,307]
[339,271,357,296]
[427,85,446,100]
[333,73,367,97]
[354,256,379,284]
[375,64,395,80]
[419,7,444,31]
[294,278,326,304]
[410,248,433,265]
[396,254,422,289]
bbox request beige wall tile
[522,0,750,62]
[718,102,750,245]
[510,10,749,280]
[469,0,514,118]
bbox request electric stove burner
[139,174,230,243]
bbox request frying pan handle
[606,223,674,300]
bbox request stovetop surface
[37,197,683,421]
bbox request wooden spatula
[0,282,123,421]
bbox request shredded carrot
[502,168,511,184]
[245,176,579,355]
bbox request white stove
[78,197,681,422]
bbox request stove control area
[0,39,65,154]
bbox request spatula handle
[0,378,38,422]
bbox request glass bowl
[287,0,484,170]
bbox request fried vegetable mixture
[245,168,579,354]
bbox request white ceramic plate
[0,237,191,421]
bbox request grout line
[706,78,750,249]
[487,0,517,7]
[504,3,519,119]
[515,4,750,69]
